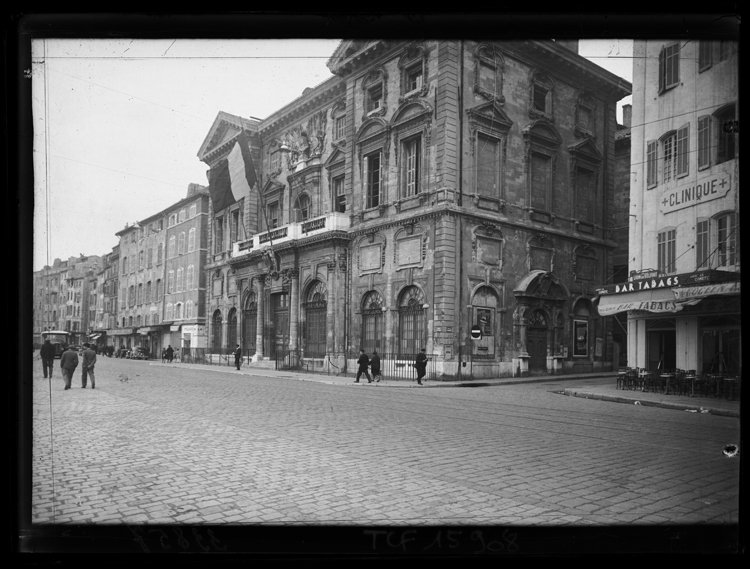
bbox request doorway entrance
[270,292,289,359]
[647,329,676,371]
[527,327,548,371]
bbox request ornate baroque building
[198,40,631,378]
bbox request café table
[661,372,676,395]
[684,372,697,396]
[708,374,724,398]
[617,369,629,390]
[723,376,739,400]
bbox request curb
[562,389,740,418]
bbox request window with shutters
[168,270,174,294]
[147,247,153,268]
[230,209,239,244]
[696,219,709,269]
[715,104,736,165]
[716,213,737,268]
[657,229,677,274]
[189,204,197,218]
[333,175,346,213]
[400,135,421,197]
[188,227,195,252]
[178,232,185,255]
[364,150,381,209]
[186,265,194,291]
[530,153,551,211]
[176,268,184,293]
[697,116,711,169]
[699,40,712,71]
[647,141,658,188]
[214,217,224,253]
[659,43,680,94]
[169,236,176,258]
[676,124,689,178]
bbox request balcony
[232,212,350,258]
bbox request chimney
[622,104,632,128]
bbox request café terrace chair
[617,367,632,390]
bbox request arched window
[186,265,194,291]
[175,303,183,320]
[227,308,238,349]
[398,286,426,356]
[243,292,257,356]
[212,310,223,352]
[189,204,197,218]
[168,236,176,258]
[166,303,173,321]
[362,290,384,355]
[186,300,193,319]
[304,281,327,357]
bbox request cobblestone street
[29,356,740,534]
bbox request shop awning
[672,281,740,304]
[596,287,679,316]
[88,333,102,340]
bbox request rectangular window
[696,220,709,269]
[335,116,346,140]
[717,214,736,267]
[717,107,736,164]
[231,210,239,244]
[366,84,383,113]
[659,43,680,93]
[477,132,500,198]
[405,63,423,93]
[178,232,185,255]
[187,266,194,291]
[137,284,143,305]
[699,40,712,71]
[188,228,195,252]
[189,204,197,218]
[364,151,381,209]
[663,134,675,183]
[333,175,346,213]
[169,236,176,258]
[147,247,153,268]
[157,244,163,265]
[478,60,496,95]
[146,281,152,304]
[657,229,676,273]
[533,85,548,112]
[139,251,144,270]
[267,203,279,229]
[578,106,592,131]
[647,141,658,187]
[402,136,421,197]
[697,117,711,169]
[270,150,280,172]
[168,271,174,294]
[530,153,550,211]
[576,168,595,223]
[676,124,689,178]
[214,217,224,253]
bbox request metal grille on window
[227,309,237,349]
[398,286,425,356]
[362,291,384,355]
[243,294,257,356]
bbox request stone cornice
[259,78,346,136]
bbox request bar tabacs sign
[661,173,731,214]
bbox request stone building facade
[197,40,631,378]
[599,39,740,374]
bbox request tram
[41,330,73,358]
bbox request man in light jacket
[81,342,97,389]
[60,345,79,391]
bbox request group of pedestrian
[354,348,428,385]
[162,345,174,363]
[53,342,96,390]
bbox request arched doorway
[243,292,257,357]
[362,290,384,355]
[304,281,327,357]
[212,310,222,353]
[527,309,549,371]
[227,308,238,350]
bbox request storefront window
[573,320,588,357]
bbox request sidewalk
[149,361,740,418]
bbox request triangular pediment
[466,101,513,131]
[324,145,346,169]
[568,137,603,162]
[197,111,254,164]
[261,178,285,196]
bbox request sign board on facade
[660,172,731,214]
[470,325,483,340]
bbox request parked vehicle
[116,346,130,358]
[130,347,150,360]
[41,330,74,358]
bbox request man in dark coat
[355,349,372,383]
[40,339,55,379]
[60,345,79,390]
[165,345,174,363]
[370,350,382,382]
[415,348,428,385]
[234,344,242,370]
[81,342,97,389]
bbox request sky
[32,38,633,272]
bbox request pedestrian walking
[81,342,97,389]
[234,344,242,370]
[40,339,55,379]
[370,350,382,382]
[355,349,372,383]
[161,348,166,363]
[165,345,174,363]
[60,345,79,391]
[414,348,428,385]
